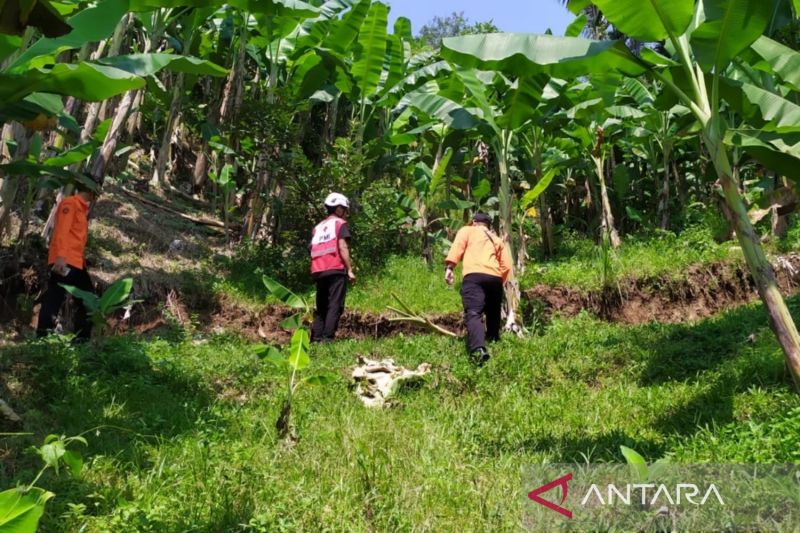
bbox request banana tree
[399,68,565,331]
[614,78,696,229]
[442,0,800,387]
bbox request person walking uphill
[36,180,99,341]
[310,193,356,343]
[445,212,512,365]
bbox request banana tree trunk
[325,95,340,144]
[516,213,528,274]
[219,22,247,124]
[125,90,145,139]
[771,175,789,239]
[538,194,554,257]
[496,134,522,334]
[90,90,135,181]
[80,15,131,144]
[243,153,270,239]
[658,152,671,230]
[708,136,800,388]
[127,12,166,140]
[0,125,32,242]
[673,160,688,211]
[591,153,621,248]
[151,73,185,188]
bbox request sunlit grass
[4,296,800,531]
[347,255,462,314]
[522,230,742,291]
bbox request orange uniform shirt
[445,225,514,283]
[48,195,89,269]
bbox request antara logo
[528,473,574,519]
[528,473,726,520]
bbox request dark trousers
[461,273,503,352]
[311,274,348,342]
[36,267,94,340]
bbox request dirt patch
[196,295,464,344]
[525,254,800,325]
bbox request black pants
[461,273,503,352]
[36,267,94,340]
[311,274,348,342]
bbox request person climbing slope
[309,193,356,342]
[444,212,512,365]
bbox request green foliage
[257,325,335,439]
[0,487,53,533]
[0,434,86,533]
[61,278,137,336]
[262,274,311,329]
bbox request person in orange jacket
[36,180,99,340]
[445,212,513,365]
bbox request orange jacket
[48,195,89,269]
[445,225,513,283]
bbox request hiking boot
[469,347,490,367]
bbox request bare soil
[525,254,800,325]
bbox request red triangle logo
[528,473,573,519]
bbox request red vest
[310,216,346,273]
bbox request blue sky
[386,0,576,36]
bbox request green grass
[3,295,800,531]
[213,254,463,315]
[521,230,742,292]
[346,255,462,314]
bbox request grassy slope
[520,231,742,292]
[3,297,800,531]
[214,231,761,314]
[5,202,800,530]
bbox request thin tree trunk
[151,73,185,187]
[721,174,800,387]
[0,125,32,242]
[243,152,269,239]
[191,22,243,195]
[772,175,789,239]
[326,95,340,144]
[658,151,671,230]
[80,15,131,144]
[496,133,522,334]
[516,212,528,274]
[706,133,800,388]
[673,160,687,211]
[90,90,135,182]
[219,24,247,124]
[592,127,621,248]
[592,154,621,248]
[125,90,145,139]
[538,194,554,257]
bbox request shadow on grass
[476,298,799,462]
[635,296,799,388]
[0,334,215,483]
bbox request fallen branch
[118,187,228,229]
[386,293,458,338]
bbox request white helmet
[324,192,350,209]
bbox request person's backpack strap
[482,228,511,282]
[482,229,503,265]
